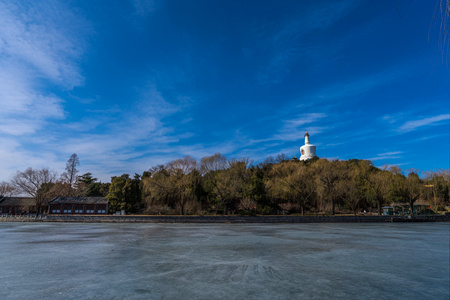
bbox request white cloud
[0,1,89,181]
[366,151,403,162]
[30,82,196,181]
[137,83,180,116]
[0,1,87,137]
[0,65,65,136]
[0,1,85,87]
[283,113,327,129]
[0,136,62,181]
[273,113,328,141]
[398,114,450,132]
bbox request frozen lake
[0,223,448,299]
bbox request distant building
[0,197,47,215]
[382,206,394,216]
[48,196,108,215]
[300,132,317,161]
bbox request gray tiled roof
[49,196,107,205]
[0,197,38,206]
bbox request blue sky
[0,0,449,182]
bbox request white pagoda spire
[304,132,310,144]
[300,132,317,161]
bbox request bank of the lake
[1,214,449,223]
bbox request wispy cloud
[315,67,410,102]
[366,151,403,162]
[131,0,156,16]
[255,0,358,84]
[0,1,91,179]
[0,136,63,181]
[398,114,450,132]
[0,1,86,87]
[260,113,328,142]
[0,1,88,137]
[283,113,327,128]
[0,1,447,182]
[0,66,65,135]
[37,82,196,180]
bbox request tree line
[1,153,449,216]
[0,154,110,214]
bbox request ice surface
[0,223,448,299]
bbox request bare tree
[142,157,202,215]
[313,159,341,215]
[238,198,257,211]
[167,156,198,174]
[200,154,250,215]
[142,167,174,213]
[200,153,227,174]
[275,153,290,163]
[166,156,199,215]
[278,202,298,215]
[424,169,450,207]
[61,153,80,189]
[266,161,315,215]
[404,171,424,215]
[366,169,393,215]
[214,159,249,214]
[11,168,57,214]
[0,181,17,197]
[336,164,364,216]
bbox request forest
[2,153,449,216]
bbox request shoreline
[1,214,449,223]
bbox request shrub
[437,204,446,211]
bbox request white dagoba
[300,132,317,161]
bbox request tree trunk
[180,196,185,215]
[36,202,41,216]
[377,199,381,216]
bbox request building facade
[0,197,47,215]
[48,197,108,215]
